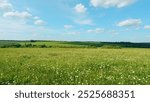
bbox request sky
[0,0,150,42]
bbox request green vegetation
[0,40,150,48]
[0,47,150,85]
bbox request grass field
[1,40,150,48]
[0,48,150,85]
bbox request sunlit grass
[0,48,150,85]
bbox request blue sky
[0,0,150,42]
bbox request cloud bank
[90,0,135,8]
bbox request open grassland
[1,40,150,48]
[0,48,150,85]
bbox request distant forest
[0,40,150,48]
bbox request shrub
[101,45,122,49]
[39,44,47,48]
[25,43,33,48]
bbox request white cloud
[1,0,46,27]
[90,0,135,8]
[87,28,104,33]
[0,0,13,11]
[0,0,50,40]
[117,19,142,27]
[144,25,150,29]
[34,17,45,26]
[3,11,32,19]
[75,19,93,25]
[34,19,45,26]
[73,3,92,26]
[0,17,52,39]
[74,3,87,13]
[64,25,73,29]
[34,16,40,20]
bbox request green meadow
[0,41,150,85]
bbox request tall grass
[0,48,150,85]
